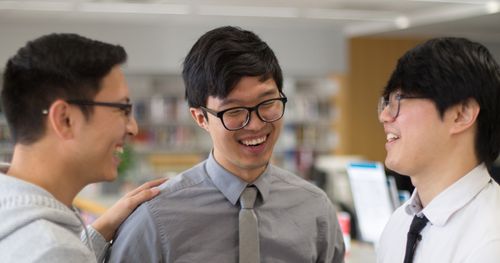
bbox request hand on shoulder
[91,177,167,241]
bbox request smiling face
[191,76,283,182]
[73,66,138,183]
[379,91,451,177]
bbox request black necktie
[403,215,429,263]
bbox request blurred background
[1,1,500,261]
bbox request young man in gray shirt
[108,26,345,263]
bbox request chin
[384,157,399,172]
[103,171,119,182]
[241,158,268,170]
[252,154,272,166]
[385,159,410,176]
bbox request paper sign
[346,162,393,243]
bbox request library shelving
[126,74,341,180]
[0,114,12,163]
[0,73,342,183]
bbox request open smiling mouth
[386,133,399,142]
[240,135,267,146]
[114,146,124,157]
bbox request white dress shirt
[377,164,500,263]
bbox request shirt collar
[405,163,492,226]
[205,152,271,206]
[405,190,424,215]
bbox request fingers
[90,178,168,242]
[121,177,167,210]
[125,177,168,197]
[127,187,162,209]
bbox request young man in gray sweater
[0,33,164,262]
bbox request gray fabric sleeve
[80,225,110,263]
[35,245,97,263]
[317,196,346,263]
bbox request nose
[243,110,266,130]
[127,115,139,136]
[378,106,393,124]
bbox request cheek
[269,122,283,142]
[274,121,283,135]
[209,127,235,147]
[402,119,441,157]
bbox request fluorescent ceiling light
[486,1,500,13]
[412,0,488,4]
[0,1,73,11]
[77,3,190,15]
[304,8,398,22]
[345,21,396,36]
[346,2,494,36]
[196,5,298,18]
[409,4,488,24]
[395,16,410,29]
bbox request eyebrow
[219,89,280,107]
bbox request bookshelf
[124,73,342,180]
[0,73,342,181]
[127,76,211,178]
[119,73,343,181]
[0,114,12,163]
[275,76,340,176]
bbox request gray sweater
[0,164,109,262]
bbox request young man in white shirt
[377,37,500,263]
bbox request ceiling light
[196,5,298,18]
[412,0,487,4]
[77,3,190,15]
[486,1,500,13]
[346,3,488,36]
[304,8,397,22]
[0,1,73,12]
[395,16,410,29]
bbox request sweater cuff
[82,225,111,262]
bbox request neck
[236,168,265,183]
[7,143,85,207]
[211,150,267,183]
[411,154,479,207]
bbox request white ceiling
[0,0,500,42]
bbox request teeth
[242,136,266,146]
[115,146,124,155]
[386,133,399,142]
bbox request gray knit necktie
[239,186,260,263]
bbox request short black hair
[1,33,127,144]
[382,37,500,169]
[182,26,283,108]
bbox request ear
[449,98,480,135]
[47,99,77,139]
[190,107,209,131]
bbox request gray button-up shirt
[108,153,345,262]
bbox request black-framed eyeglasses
[66,100,133,117]
[201,96,288,131]
[377,93,426,119]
